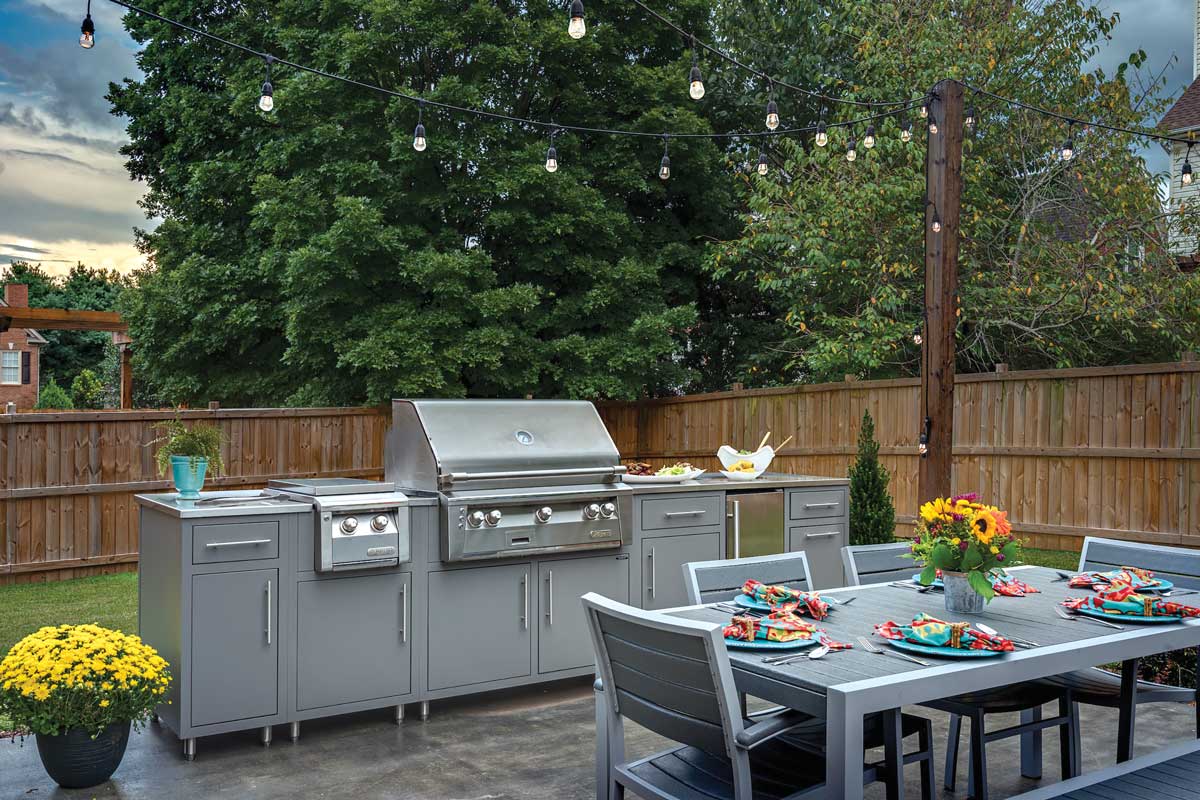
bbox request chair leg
[1117,658,1140,763]
[1019,704,1042,779]
[882,709,905,800]
[944,713,963,791]
[968,712,988,800]
[917,718,935,800]
[1057,696,1077,780]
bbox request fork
[857,636,930,666]
[826,596,857,606]
[1054,605,1124,630]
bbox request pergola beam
[0,307,128,333]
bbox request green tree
[35,380,73,410]
[108,0,776,406]
[71,369,106,409]
[848,409,895,545]
[711,0,1200,382]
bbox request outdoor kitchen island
[135,399,847,759]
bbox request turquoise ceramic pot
[170,455,208,499]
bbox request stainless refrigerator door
[726,490,785,559]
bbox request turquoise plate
[911,574,945,589]
[887,639,1006,658]
[733,593,775,612]
[1074,606,1183,625]
[725,637,819,651]
[1078,573,1173,593]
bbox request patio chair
[841,542,920,586]
[841,543,1078,800]
[1037,536,1200,764]
[681,554,936,799]
[583,592,932,800]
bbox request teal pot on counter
[170,455,208,499]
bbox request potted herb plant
[909,493,1021,614]
[0,624,171,788]
[151,418,225,499]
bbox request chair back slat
[1080,537,1200,589]
[602,635,716,702]
[614,690,728,757]
[841,542,914,586]
[684,552,812,605]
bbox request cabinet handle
[400,583,408,644]
[520,574,529,631]
[264,579,272,645]
[805,531,840,539]
[206,538,272,549]
[729,500,741,559]
[803,502,839,510]
[664,510,706,518]
[648,547,656,598]
[545,570,554,625]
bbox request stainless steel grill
[386,399,631,562]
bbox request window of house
[1,351,18,384]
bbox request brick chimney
[3,283,28,308]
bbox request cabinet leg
[183,738,196,761]
[289,722,300,742]
[420,701,430,721]
[261,726,273,747]
[394,704,405,724]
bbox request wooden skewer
[774,435,793,451]
[757,431,772,451]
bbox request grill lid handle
[441,465,626,488]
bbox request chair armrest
[735,708,815,750]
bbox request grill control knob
[467,511,486,528]
[535,506,553,523]
[484,509,503,527]
[583,503,601,520]
[371,514,390,532]
[600,502,617,519]
[341,517,359,534]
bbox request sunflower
[920,497,956,523]
[973,510,998,544]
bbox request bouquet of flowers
[909,493,1020,602]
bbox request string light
[413,101,427,152]
[258,56,274,112]
[688,38,705,100]
[1184,142,1194,186]
[1060,121,1075,161]
[815,116,828,147]
[659,136,671,180]
[930,206,942,233]
[913,330,923,345]
[544,129,558,173]
[765,81,779,131]
[756,149,768,175]
[919,97,929,119]
[80,0,95,48]
[568,0,585,39]
[845,133,857,162]
[919,417,931,457]
[863,122,876,149]
[965,105,977,133]
[900,117,913,143]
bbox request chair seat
[620,738,825,800]
[934,681,1067,713]
[778,711,928,753]
[1038,667,1196,706]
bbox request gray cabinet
[641,532,721,610]
[787,522,847,590]
[296,572,411,710]
[427,563,532,691]
[538,555,629,674]
[190,568,279,727]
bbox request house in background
[0,283,46,409]
[1160,4,1200,264]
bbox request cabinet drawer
[787,522,846,590]
[639,493,723,531]
[788,488,846,521]
[192,521,279,564]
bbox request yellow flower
[973,510,998,544]
[99,699,110,707]
[990,545,1000,555]
[951,537,961,546]
[920,497,956,523]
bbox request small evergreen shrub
[848,409,896,545]
[34,379,73,410]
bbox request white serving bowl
[717,445,775,473]
[719,468,765,481]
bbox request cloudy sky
[0,0,1195,276]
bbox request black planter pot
[35,720,131,789]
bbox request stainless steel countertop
[136,490,315,518]
[621,473,848,494]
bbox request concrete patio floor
[0,677,1194,800]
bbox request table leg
[882,708,905,800]
[1117,658,1139,763]
[827,689,865,800]
[1019,705,1042,779]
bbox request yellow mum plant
[0,624,171,737]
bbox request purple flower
[959,541,969,552]
[952,492,980,503]
[996,554,1006,562]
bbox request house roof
[0,297,48,345]
[1161,78,1200,133]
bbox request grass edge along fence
[598,360,1200,554]
[0,407,388,584]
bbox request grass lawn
[0,573,139,657]
[1020,547,1080,571]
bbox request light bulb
[545,145,558,173]
[913,332,923,345]
[815,120,828,147]
[79,14,95,49]
[258,82,274,112]
[765,99,779,131]
[568,0,585,39]
[845,137,857,162]
[965,106,977,131]
[413,123,427,152]
[919,101,928,119]
[931,214,942,233]
[756,151,768,175]
[688,64,704,100]
[1184,161,1194,186]
[659,155,671,180]
[900,119,913,143]
[1060,140,1074,161]
[863,124,875,149]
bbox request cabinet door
[296,572,411,710]
[539,555,629,674]
[641,532,721,610]
[191,569,278,727]
[788,522,847,590]
[427,563,532,691]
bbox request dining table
[594,565,1200,800]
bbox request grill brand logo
[590,530,613,539]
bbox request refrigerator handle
[726,499,741,559]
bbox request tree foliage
[34,380,73,410]
[848,410,896,545]
[711,0,1200,383]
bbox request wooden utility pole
[918,78,964,503]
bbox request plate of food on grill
[622,461,705,484]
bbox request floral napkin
[723,609,852,649]
[1062,584,1200,619]
[741,579,832,620]
[1068,567,1162,592]
[875,613,1015,652]
[992,574,1040,597]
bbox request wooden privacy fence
[598,361,1200,553]
[0,407,388,584]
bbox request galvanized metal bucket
[943,571,985,615]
